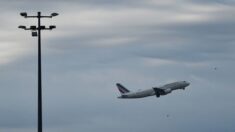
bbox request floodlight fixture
[32,31,38,37]
[49,25,56,30]
[30,25,37,30]
[18,25,26,29]
[20,12,27,17]
[40,26,46,30]
[51,13,59,17]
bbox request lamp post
[19,12,58,132]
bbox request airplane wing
[153,88,165,98]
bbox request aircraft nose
[183,81,190,86]
[186,81,190,86]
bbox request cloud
[0,0,235,132]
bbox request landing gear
[156,93,160,98]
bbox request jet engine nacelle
[164,89,172,94]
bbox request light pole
[18,12,58,132]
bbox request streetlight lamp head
[18,25,26,29]
[30,25,37,30]
[51,13,59,17]
[40,26,46,30]
[49,25,56,30]
[20,12,27,17]
[32,31,38,37]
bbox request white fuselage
[118,81,190,99]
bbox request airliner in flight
[116,81,190,98]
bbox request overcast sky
[0,0,235,132]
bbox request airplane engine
[164,89,172,94]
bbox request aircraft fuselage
[117,81,190,99]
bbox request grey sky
[0,0,235,132]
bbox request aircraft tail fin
[116,83,130,94]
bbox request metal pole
[37,12,42,132]
[18,12,58,132]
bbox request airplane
[116,81,190,99]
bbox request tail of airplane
[116,83,130,94]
